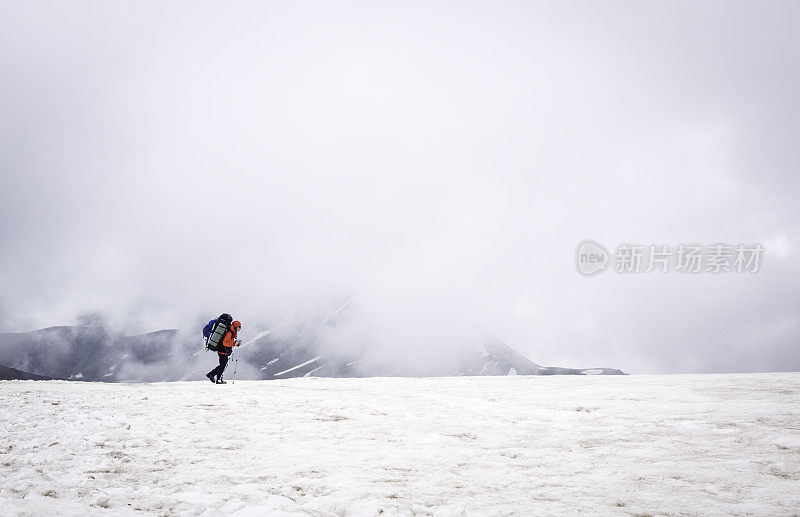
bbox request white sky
[1,1,798,373]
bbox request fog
[1,1,798,373]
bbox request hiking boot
[206,373,216,383]
[216,379,227,384]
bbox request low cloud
[0,2,798,374]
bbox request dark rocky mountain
[0,324,183,382]
[0,317,625,381]
[0,364,55,381]
[458,338,626,376]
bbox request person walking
[206,320,242,384]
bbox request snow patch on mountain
[275,356,323,377]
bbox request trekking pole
[232,345,239,384]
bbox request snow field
[1,373,800,516]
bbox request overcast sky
[1,1,798,373]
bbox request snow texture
[1,373,799,516]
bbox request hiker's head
[232,321,242,333]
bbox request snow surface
[2,373,800,516]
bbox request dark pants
[208,353,229,380]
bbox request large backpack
[202,319,216,339]
[205,313,233,352]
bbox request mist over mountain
[1,2,798,376]
[0,312,624,382]
[0,316,184,382]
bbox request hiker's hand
[235,339,242,347]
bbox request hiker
[206,319,242,384]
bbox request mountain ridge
[0,324,625,381]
